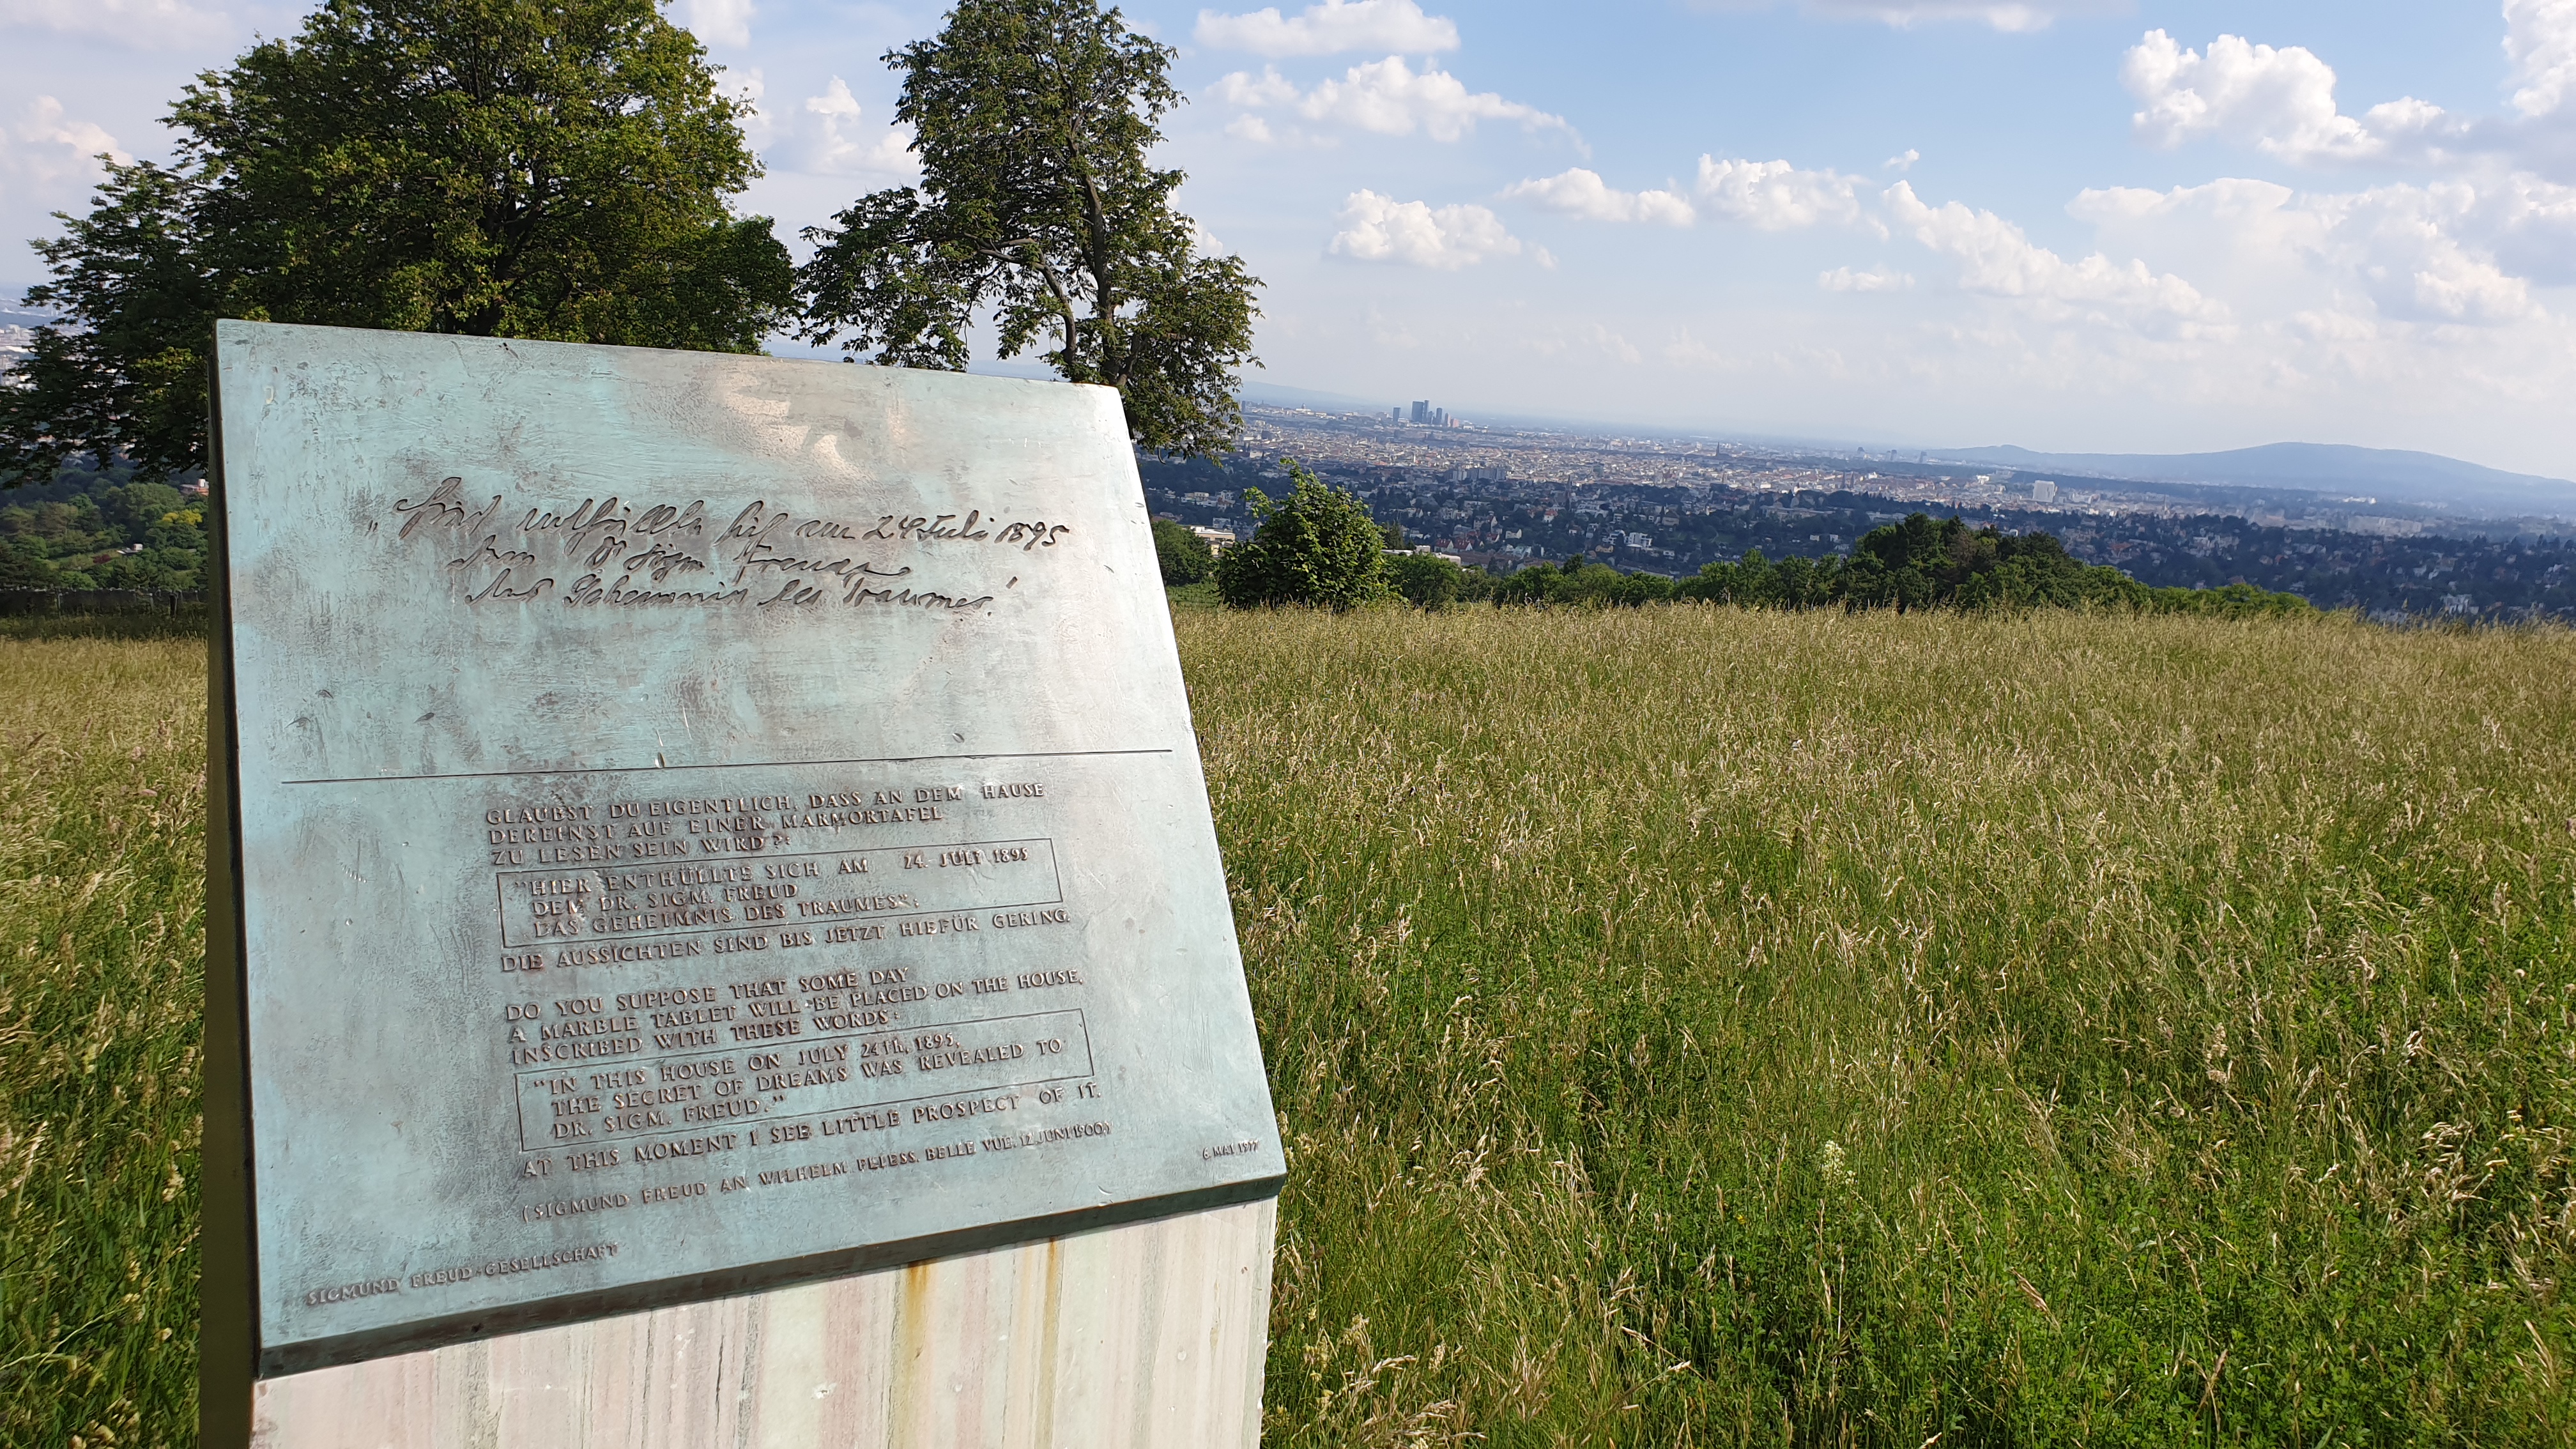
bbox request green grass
[0,634,206,1449]
[1188,607,2576,1446]
[0,610,211,646]
[7,608,2576,1445]
[1167,579,1224,611]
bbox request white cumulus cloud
[0,0,225,47]
[2075,170,2576,325]
[2121,29,2466,165]
[679,0,753,47]
[2067,176,2325,289]
[1883,180,2228,332]
[1210,66,1302,107]
[1500,168,1696,225]
[1694,157,1871,229]
[1329,188,1524,268]
[1713,1,2122,33]
[1514,148,2225,334]
[2078,13,2576,326]
[2311,183,2538,325]
[2508,0,2576,119]
[785,78,919,180]
[1194,0,1458,57]
[1211,56,1571,142]
[1819,264,1913,291]
[2480,169,2576,282]
[0,97,126,201]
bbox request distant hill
[1936,442,2576,516]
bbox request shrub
[1214,459,1388,610]
[1151,518,1215,585]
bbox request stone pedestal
[248,1199,1273,1449]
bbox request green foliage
[1163,578,1221,612]
[0,542,60,590]
[1213,459,1388,610]
[1151,516,1215,585]
[0,164,217,481]
[2137,579,2327,618]
[1188,606,2576,1445]
[1385,551,1448,604]
[1494,556,1677,607]
[1386,551,1476,608]
[0,468,206,590]
[1,0,792,482]
[93,482,181,539]
[797,0,1260,459]
[11,613,2576,1444]
[1658,513,2317,617]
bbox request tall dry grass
[0,629,206,1448]
[1185,607,2576,1446]
[4,607,2573,1446]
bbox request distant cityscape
[5,317,2570,619]
[1394,400,1468,429]
[1142,402,2576,621]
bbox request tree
[1,164,217,483]
[1656,514,2313,617]
[1,0,793,484]
[1495,558,1668,608]
[0,543,59,591]
[1151,517,1215,585]
[797,0,1260,459]
[1214,460,1387,610]
[1387,551,1503,608]
[1386,551,1466,607]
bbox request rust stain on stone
[890,1261,935,1437]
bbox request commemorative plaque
[201,321,1285,1409]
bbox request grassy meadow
[0,621,206,1449]
[1194,608,2576,1446]
[3,605,2574,1445]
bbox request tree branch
[985,236,1081,378]
[1063,128,1121,386]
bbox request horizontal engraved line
[277,747,1173,786]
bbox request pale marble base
[243,1199,1275,1449]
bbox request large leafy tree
[0,0,793,483]
[798,0,1260,459]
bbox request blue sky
[4,1,2572,474]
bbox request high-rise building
[2030,480,2058,503]
[1410,400,1430,424]
[1392,406,1403,423]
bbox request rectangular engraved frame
[201,321,1285,1382]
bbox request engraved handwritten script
[392,478,1075,611]
[216,326,1279,1371]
